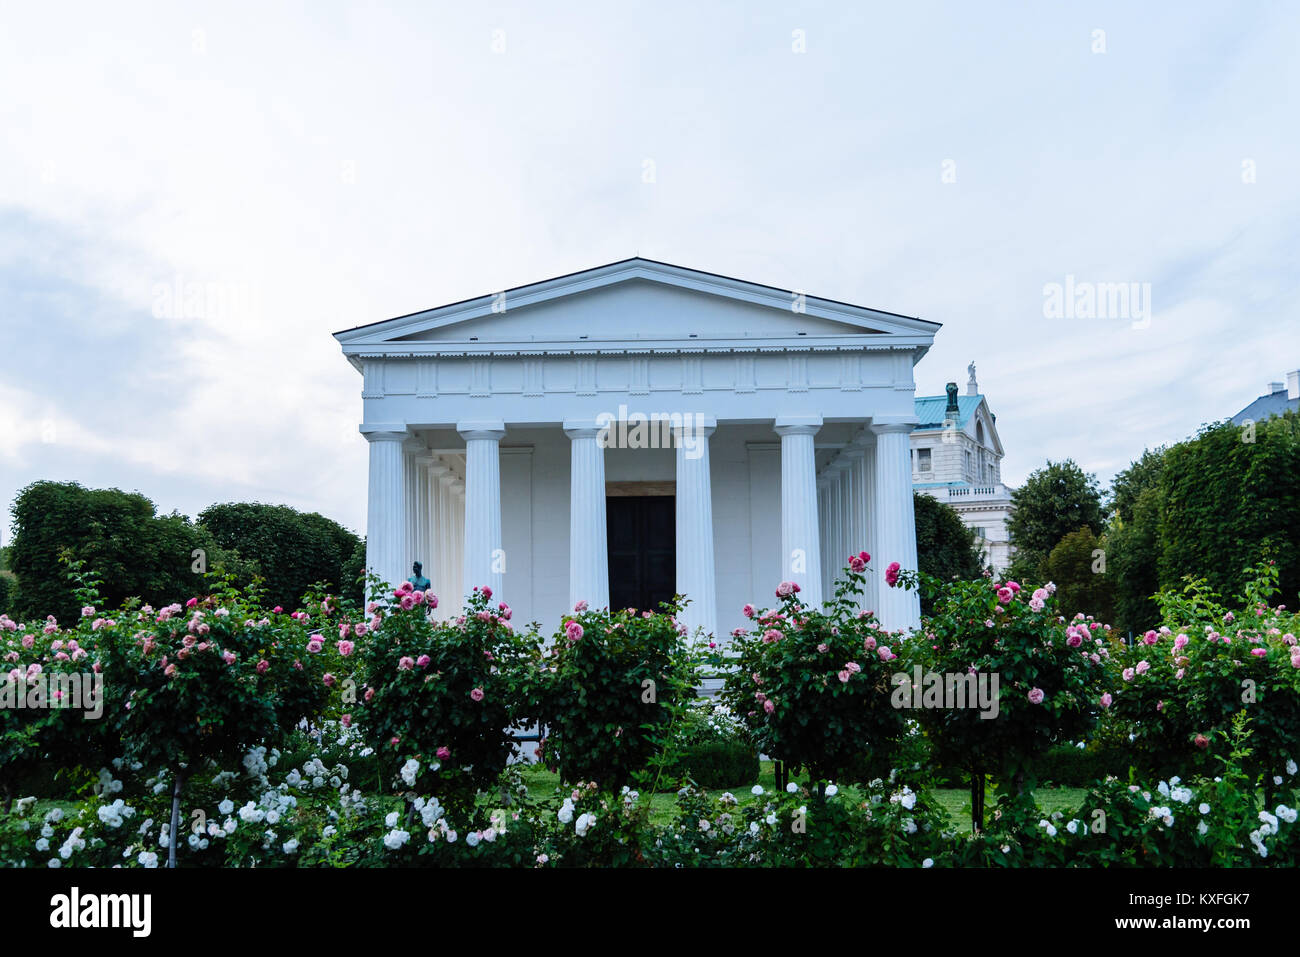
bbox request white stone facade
[335,259,939,637]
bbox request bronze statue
[408,561,431,592]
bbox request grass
[517,761,1088,833]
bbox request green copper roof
[914,394,982,430]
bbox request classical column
[403,441,423,581]
[832,461,853,586]
[430,464,451,610]
[362,425,408,593]
[774,415,823,608]
[564,420,609,610]
[841,447,865,558]
[414,452,435,577]
[817,476,832,600]
[853,431,878,615]
[458,420,504,602]
[872,419,921,633]
[450,480,465,614]
[675,417,717,637]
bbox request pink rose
[763,699,775,714]
[762,629,782,644]
[742,604,756,619]
[417,654,431,668]
[574,600,589,612]
[341,713,352,727]
[838,670,851,683]
[436,746,451,760]
[1100,693,1112,708]
[222,650,236,664]
[337,640,354,656]
[884,562,901,588]
[565,620,584,643]
[398,656,415,671]
[877,646,895,662]
[256,659,269,674]
[470,687,485,702]
[1027,688,1045,705]
[323,673,335,687]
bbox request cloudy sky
[2,1,1298,539]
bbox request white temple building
[911,364,1015,572]
[334,259,939,638]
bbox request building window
[964,449,972,477]
[973,526,986,540]
[917,448,931,472]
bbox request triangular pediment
[334,258,939,356]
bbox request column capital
[457,419,506,441]
[563,418,605,439]
[360,423,408,443]
[774,414,822,437]
[671,415,716,440]
[415,452,437,467]
[840,446,866,461]
[869,416,919,435]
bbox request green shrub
[720,558,910,788]
[532,599,698,789]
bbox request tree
[197,502,362,610]
[1108,446,1166,524]
[1157,413,1300,604]
[1043,527,1113,622]
[1006,460,1105,583]
[1107,483,1165,635]
[913,492,985,612]
[9,481,220,623]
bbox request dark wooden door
[606,496,676,614]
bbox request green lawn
[517,761,1087,833]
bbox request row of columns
[363,414,920,635]
[364,428,465,613]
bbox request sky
[2,0,1298,540]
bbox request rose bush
[532,599,698,788]
[352,582,537,820]
[720,554,910,789]
[898,571,1110,830]
[1106,560,1300,795]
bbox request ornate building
[910,364,1015,572]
